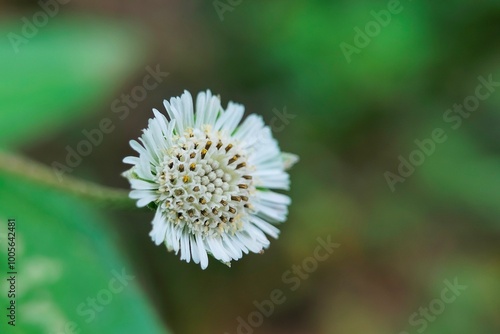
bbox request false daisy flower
[122,90,297,269]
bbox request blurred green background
[1,1,499,333]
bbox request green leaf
[0,16,146,149]
[0,174,170,333]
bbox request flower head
[123,90,297,269]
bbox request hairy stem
[0,151,133,208]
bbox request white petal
[195,90,221,127]
[137,155,154,180]
[190,235,200,264]
[205,94,221,126]
[148,118,168,151]
[195,90,209,127]
[282,152,299,170]
[207,237,231,263]
[235,229,267,253]
[149,209,167,245]
[255,179,290,191]
[245,223,271,245]
[123,156,139,165]
[129,190,157,207]
[181,90,195,128]
[254,201,288,222]
[163,99,184,134]
[196,234,209,269]
[251,215,280,239]
[222,235,243,260]
[130,179,158,190]
[168,225,182,254]
[257,190,291,205]
[180,233,191,263]
[214,102,244,134]
[234,114,264,141]
[228,235,249,255]
[152,108,170,135]
[129,140,149,158]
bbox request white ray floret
[122,90,297,269]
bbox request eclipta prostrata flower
[122,90,298,269]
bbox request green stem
[0,151,133,208]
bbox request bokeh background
[1,1,499,333]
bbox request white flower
[122,90,297,269]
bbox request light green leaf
[0,174,170,334]
[0,16,146,148]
